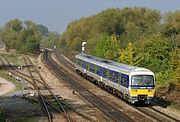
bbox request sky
[0,0,179,34]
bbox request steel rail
[0,55,71,122]
[41,53,96,122]
[0,55,52,122]
[43,50,134,122]
[21,56,53,122]
[23,56,71,122]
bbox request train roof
[75,53,153,73]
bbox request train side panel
[75,57,131,101]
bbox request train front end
[129,70,155,104]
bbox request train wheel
[83,73,87,79]
[107,86,113,93]
[117,91,123,98]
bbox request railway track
[54,49,180,122]
[0,55,71,122]
[135,106,179,122]
[43,49,134,122]
[24,55,95,122]
[0,55,53,122]
[0,54,95,122]
[41,52,99,122]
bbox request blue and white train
[75,53,155,104]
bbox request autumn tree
[118,42,141,66]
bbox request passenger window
[109,71,119,83]
[77,59,82,66]
[96,66,100,75]
[118,73,121,83]
[121,75,128,87]
[103,69,108,78]
[83,61,88,69]
[89,64,96,73]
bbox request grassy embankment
[0,52,38,122]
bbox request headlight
[148,90,153,92]
[131,90,138,92]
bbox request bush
[0,107,5,122]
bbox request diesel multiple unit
[75,53,155,104]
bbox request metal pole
[82,41,86,53]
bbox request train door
[102,67,109,85]
[82,61,87,73]
[118,72,121,88]
[120,74,129,99]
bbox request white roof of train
[75,53,153,74]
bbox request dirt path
[0,77,15,96]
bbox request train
[75,53,155,104]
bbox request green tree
[36,24,49,37]
[40,32,59,48]
[142,34,171,72]
[93,34,119,60]
[4,19,23,32]
[1,19,22,49]
[168,50,180,90]
[161,11,180,57]
[59,7,161,52]
[95,8,125,35]
[1,19,41,53]
[118,42,141,66]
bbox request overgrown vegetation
[0,19,48,53]
[59,7,180,106]
[0,69,22,91]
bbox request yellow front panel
[130,89,155,96]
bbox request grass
[0,52,24,66]
[0,69,22,91]
[0,52,25,91]
[170,103,180,111]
